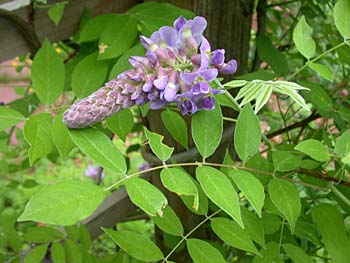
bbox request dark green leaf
[268,178,301,232]
[181,179,208,215]
[125,177,167,217]
[31,39,65,105]
[103,228,163,261]
[295,139,330,162]
[71,52,109,98]
[196,166,243,227]
[18,180,107,225]
[256,35,289,76]
[211,217,260,255]
[109,44,145,79]
[234,104,261,161]
[69,127,126,174]
[228,170,265,217]
[106,109,134,142]
[192,104,223,158]
[161,110,188,149]
[187,239,226,263]
[24,113,54,165]
[129,2,194,36]
[80,14,119,42]
[312,204,349,263]
[253,242,279,263]
[98,14,138,60]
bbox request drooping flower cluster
[63,16,237,128]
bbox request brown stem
[298,169,350,187]
[251,0,266,72]
[266,111,320,139]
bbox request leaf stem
[328,182,350,208]
[287,40,350,80]
[162,209,222,262]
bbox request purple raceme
[63,16,237,128]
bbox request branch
[0,8,41,57]
[251,0,266,72]
[266,111,320,139]
[298,169,350,187]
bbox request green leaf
[129,2,194,36]
[80,14,120,42]
[51,242,66,263]
[69,127,126,174]
[268,178,301,232]
[273,85,310,111]
[103,228,163,261]
[312,204,349,263]
[241,208,266,248]
[23,226,64,243]
[48,2,66,26]
[71,52,109,98]
[0,106,25,130]
[272,151,302,171]
[294,221,320,245]
[125,177,167,217]
[255,84,272,113]
[186,239,226,263]
[307,62,333,82]
[18,180,107,225]
[192,103,223,158]
[228,170,265,217]
[283,243,313,263]
[109,44,145,79]
[335,130,350,156]
[293,15,316,59]
[256,35,289,76]
[253,242,279,263]
[64,239,82,263]
[333,0,350,39]
[52,112,75,159]
[79,225,92,249]
[31,39,65,105]
[24,244,48,263]
[223,79,248,88]
[215,91,241,111]
[196,166,243,227]
[304,82,333,117]
[106,109,134,142]
[295,139,330,162]
[98,14,138,60]
[261,213,281,234]
[161,168,199,210]
[151,205,184,236]
[24,113,54,165]
[234,104,261,161]
[181,179,208,215]
[161,110,188,149]
[144,127,174,161]
[211,217,260,255]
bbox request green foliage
[2,1,350,262]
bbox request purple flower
[138,162,151,171]
[85,165,104,179]
[63,15,238,129]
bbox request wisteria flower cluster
[63,16,237,128]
